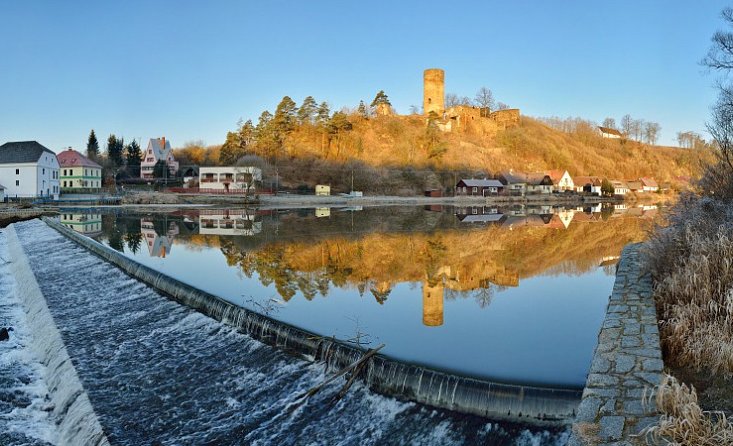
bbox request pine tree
[87,130,99,160]
[153,160,168,178]
[125,140,143,177]
[316,102,331,125]
[272,96,298,134]
[297,96,318,124]
[106,134,124,167]
[220,131,244,165]
[357,100,369,118]
[370,90,391,107]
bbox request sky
[0,0,730,152]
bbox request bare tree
[620,114,634,138]
[702,7,733,71]
[409,104,421,115]
[644,122,661,145]
[602,117,617,129]
[496,102,510,110]
[445,93,460,108]
[474,87,496,113]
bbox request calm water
[61,203,655,389]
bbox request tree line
[85,129,144,181]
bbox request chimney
[161,136,166,150]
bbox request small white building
[0,184,5,202]
[141,137,179,180]
[598,127,622,139]
[640,177,659,192]
[199,166,262,193]
[0,141,60,199]
[611,180,629,195]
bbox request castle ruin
[422,68,520,134]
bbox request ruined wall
[489,109,521,129]
[423,68,445,116]
[444,105,499,136]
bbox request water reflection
[59,204,659,386]
[59,213,102,235]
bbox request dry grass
[641,375,733,445]
[648,196,733,373]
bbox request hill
[174,112,708,195]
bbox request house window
[15,169,19,175]
[43,168,45,175]
[15,180,19,186]
[472,187,478,194]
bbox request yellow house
[57,148,102,192]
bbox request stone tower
[423,68,445,116]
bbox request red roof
[640,177,658,188]
[57,148,101,168]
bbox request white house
[574,176,603,195]
[640,177,659,192]
[0,141,60,199]
[598,127,622,139]
[611,180,629,195]
[546,170,574,192]
[199,166,262,193]
[0,184,5,202]
[140,137,179,180]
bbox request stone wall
[489,109,521,129]
[569,243,663,446]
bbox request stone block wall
[569,243,663,446]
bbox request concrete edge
[6,223,110,446]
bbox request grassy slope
[283,115,706,186]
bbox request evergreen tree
[357,100,369,118]
[272,96,298,134]
[153,160,168,178]
[86,130,99,160]
[601,179,614,196]
[316,102,331,125]
[125,140,143,177]
[328,112,352,134]
[106,134,125,167]
[370,90,391,107]
[297,96,318,124]
[220,131,244,165]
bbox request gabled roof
[0,184,5,190]
[640,177,658,187]
[546,169,570,185]
[574,176,602,186]
[0,141,56,164]
[598,126,622,136]
[57,148,101,168]
[457,179,504,188]
[147,137,173,162]
[526,172,553,185]
[626,181,643,190]
[611,180,628,188]
[497,171,528,184]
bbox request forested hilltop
[173,95,708,194]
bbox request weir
[5,224,110,446]
[42,216,582,424]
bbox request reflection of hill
[218,210,651,302]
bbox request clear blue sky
[0,0,729,151]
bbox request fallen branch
[287,343,384,412]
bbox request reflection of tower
[423,68,445,116]
[422,281,444,327]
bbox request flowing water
[2,203,656,444]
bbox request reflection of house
[455,206,504,224]
[198,209,262,236]
[199,166,262,192]
[141,219,179,257]
[60,213,102,234]
[315,208,330,218]
[546,170,574,192]
[141,137,179,179]
[556,209,575,228]
[455,179,504,196]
